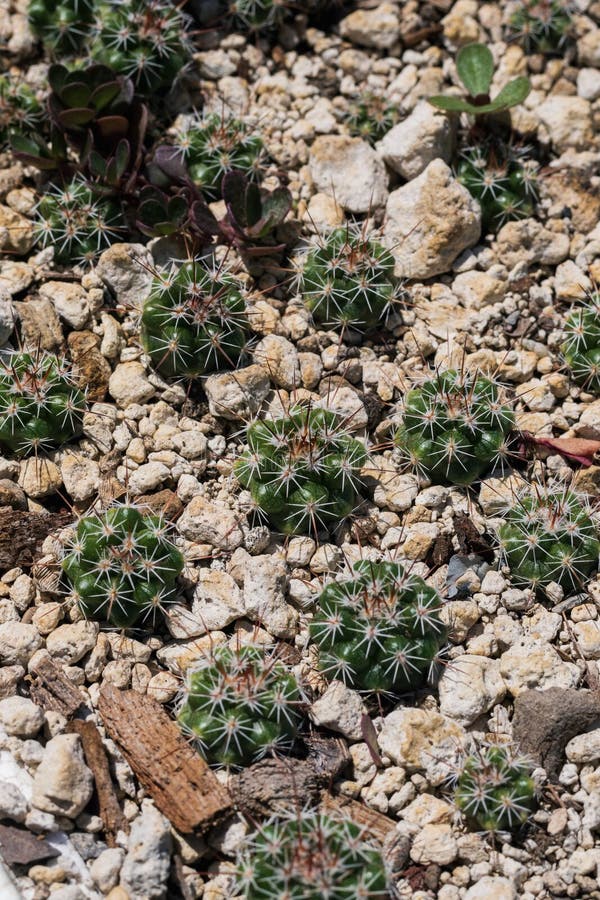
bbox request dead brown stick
[320,792,397,843]
[29,654,85,718]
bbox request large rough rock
[204,365,270,421]
[230,548,298,640]
[178,495,245,551]
[383,160,481,279]
[438,655,506,726]
[0,204,34,255]
[377,101,454,180]
[309,136,388,213]
[96,243,153,309]
[32,734,94,818]
[339,3,401,49]
[537,96,594,152]
[120,801,172,899]
[499,639,580,697]
[378,707,467,784]
[310,681,367,741]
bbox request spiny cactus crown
[175,113,265,201]
[230,0,283,32]
[235,403,367,536]
[235,810,389,899]
[0,75,42,147]
[454,740,536,833]
[508,0,573,54]
[297,226,402,332]
[395,368,515,486]
[561,293,600,394]
[61,503,184,628]
[310,560,447,695]
[0,350,86,458]
[346,93,398,146]
[28,0,95,53]
[141,259,249,380]
[497,482,600,593]
[177,643,303,769]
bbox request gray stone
[438,656,506,726]
[109,361,155,408]
[0,287,15,346]
[309,136,388,213]
[120,801,172,900]
[45,621,98,665]
[0,622,42,666]
[0,696,44,736]
[32,734,93,818]
[90,847,125,893]
[38,281,91,330]
[178,495,245,551]
[377,101,454,180]
[310,681,367,741]
[235,550,298,640]
[0,779,28,823]
[96,243,153,309]
[192,570,245,633]
[339,3,400,49]
[204,365,270,421]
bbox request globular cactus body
[310,560,446,694]
[28,0,95,53]
[61,504,184,628]
[455,741,536,833]
[177,644,302,768]
[235,404,367,536]
[0,76,42,148]
[456,143,538,233]
[561,296,600,393]
[0,350,86,457]
[346,93,398,145]
[395,369,514,486]
[230,0,283,31]
[508,0,573,54]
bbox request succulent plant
[456,141,538,232]
[235,810,389,899]
[229,0,284,31]
[429,42,531,116]
[0,75,42,148]
[508,0,573,55]
[297,226,402,332]
[141,259,248,380]
[496,482,600,593]
[454,740,536,833]
[61,503,184,628]
[28,0,95,53]
[395,369,515,486]
[177,643,303,768]
[220,171,292,256]
[346,93,399,145]
[561,295,600,394]
[310,560,446,694]
[235,403,367,536]
[0,349,86,458]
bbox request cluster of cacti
[395,369,515,486]
[140,260,249,380]
[454,741,537,833]
[28,0,95,53]
[456,142,539,232]
[561,295,600,394]
[235,404,367,536]
[346,93,398,145]
[297,227,401,332]
[235,810,388,898]
[508,0,573,54]
[61,503,184,627]
[0,75,42,147]
[175,113,265,201]
[0,350,86,458]
[497,483,600,593]
[177,644,303,768]
[310,560,447,694]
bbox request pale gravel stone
[253,334,301,390]
[309,136,388,213]
[109,362,155,407]
[120,801,172,900]
[204,365,270,421]
[18,458,62,498]
[499,639,580,697]
[0,780,28,822]
[566,729,600,764]
[127,462,170,495]
[90,848,125,893]
[339,3,400,49]
[465,877,516,900]
[537,96,594,152]
[0,696,43,737]
[96,243,153,309]
[38,281,90,330]
[378,708,467,774]
[178,496,244,551]
[0,622,42,666]
[572,620,600,659]
[235,550,298,640]
[192,570,245,633]
[310,681,367,741]
[410,824,457,866]
[452,270,506,310]
[60,455,100,502]
[438,656,506,726]
[45,621,99,665]
[31,734,93,818]
[377,101,454,180]
[0,287,15,345]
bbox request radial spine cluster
[561,294,600,394]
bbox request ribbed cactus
[561,295,600,394]
[230,0,283,31]
[455,740,536,833]
[456,142,538,233]
[235,810,388,899]
[235,404,367,536]
[395,369,515,485]
[497,483,600,593]
[0,350,86,458]
[297,227,402,332]
[508,0,573,54]
[61,503,184,628]
[177,644,303,768]
[0,76,42,148]
[346,93,398,145]
[140,260,249,380]
[28,0,95,53]
[310,560,446,694]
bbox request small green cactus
[177,644,303,769]
[454,740,536,833]
[230,0,283,31]
[297,227,402,332]
[561,295,600,394]
[395,369,515,486]
[235,810,389,899]
[0,350,86,458]
[176,113,264,201]
[0,75,42,148]
[310,560,446,694]
[235,403,367,536]
[508,0,573,55]
[497,483,600,593]
[456,142,538,233]
[61,503,184,628]
[140,260,248,380]
[346,93,399,145]
[28,0,95,53]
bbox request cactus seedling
[456,141,538,232]
[28,0,95,53]
[508,0,573,55]
[561,295,600,394]
[0,350,86,458]
[395,369,515,486]
[61,503,184,628]
[454,740,536,833]
[177,644,303,768]
[235,810,389,899]
[0,75,42,148]
[140,259,249,380]
[346,93,399,145]
[496,483,600,593]
[310,560,446,694]
[235,403,367,536]
[230,0,284,31]
[220,171,292,256]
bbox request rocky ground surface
[1,0,600,898]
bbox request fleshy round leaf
[456,42,494,97]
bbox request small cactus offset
[235,810,389,899]
[235,403,367,536]
[346,93,399,145]
[395,369,515,486]
[0,350,86,458]
[456,142,538,233]
[0,75,42,148]
[140,259,249,380]
[61,503,184,628]
[28,0,95,53]
[230,0,284,32]
[561,295,600,394]
[508,0,573,54]
[454,740,536,833]
[310,560,447,694]
[297,226,402,332]
[177,644,303,768]
[496,483,600,593]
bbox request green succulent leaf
[456,42,494,97]
[488,76,531,110]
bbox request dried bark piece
[320,792,397,844]
[98,684,232,834]
[0,507,71,569]
[29,654,85,717]
[0,825,59,865]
